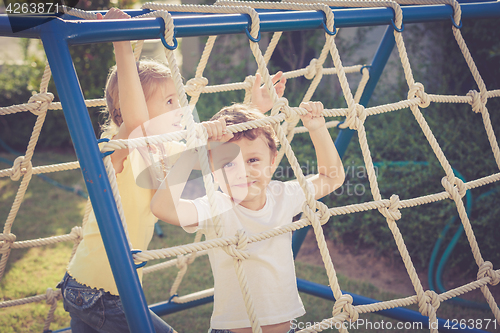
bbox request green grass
[0,152,497,332]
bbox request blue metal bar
[1,2,500,40]
[292,25,397,259]
[40,20,155,333]
[296,278,489,333]
[150,295,214,316]
[104,278,489,333]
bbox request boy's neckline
[229,191,271,215]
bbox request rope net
[1,1,499,332]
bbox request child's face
[146,78,183,133]
[211,136,277,210]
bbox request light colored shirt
[68,142,184,295]
[192,180,314,330]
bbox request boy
[151,102,344,333]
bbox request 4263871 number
[5,2,61,14]
[444,318,497,330]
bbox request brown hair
[210,104,279,155]
[101,59,172,135]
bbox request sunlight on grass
[0,179,16,201]
[1,303,69,333]
[1,244,71,300]
[0,152,83,331]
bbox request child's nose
[243,164,252,177]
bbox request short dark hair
[210,104,279,155]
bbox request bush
[0,59,45,150]
[271,19,500,276]
[0,0,136,151]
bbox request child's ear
[270,151,278,173]
[271,151,278,165]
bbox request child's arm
[251,72,286,113]
[150,120,233,227]
[98,9,151,172]
[300,102,345,200]
[100,8,150,137]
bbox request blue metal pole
[2,1,500,40]
[297,278,488,333]
[292,25,397,259]
[108,277,492,333]
[150,295,214,316]
[40,20,155,333]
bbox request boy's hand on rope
[251,71,287,113]
[203,118,234,142]
[300,101,325,132]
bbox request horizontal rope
[11,228,81,249]
[142,250,208,274]
[135,172,500,263]
[0,161,80,179]
[0,288,61,309]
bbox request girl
[58,8,286,333]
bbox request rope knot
[301,201,315,225]
[344,104,366,130]
[332,294,359,322]
[378,194,401,221]
[0,233,16,254]
[244,75,256,89]
[408,83,430,108]
[226,229,250,261]
[176,254,187,269]
[10,156,33,181]
[304,58,319,80]
[45,288,58,305]
[0,233,16,243]
[28,92,54,116]
[420,290,440,316]
[301,200,331,226]
[441,176,466,199]
[187,123,207,151]
[185,77,208,96]
[272,98,295,122]
[316,200,331,225]
[467,90,487,114]
[70,226,83,242]
[478,261,500,286]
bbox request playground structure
[0,1,500,332]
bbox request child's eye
[223,162,234,168]
[166,99,173,105]
[248,158,259,163]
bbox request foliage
[0,0,136,151]
[316,19,500,276]
[0,57,45,149]
[193,34,249,121]
[192,19,500,276]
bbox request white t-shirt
[191,180,315,330]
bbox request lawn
[0,151,496,332]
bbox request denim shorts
[209,328,296,333]
[58,272,175,333]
